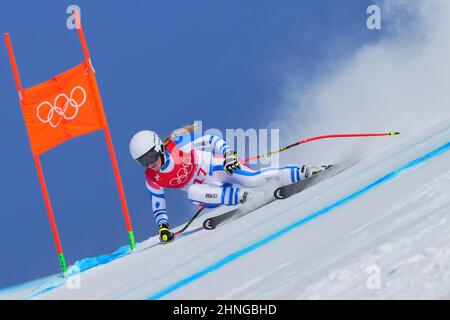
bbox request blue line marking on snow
[147,141,450,300]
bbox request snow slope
[1,117,450,300]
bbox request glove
[223,150,241,176]
[158,223,175,244]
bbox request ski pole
[174,206,205,236]
[242,131,400,163]
[177,131,399,234]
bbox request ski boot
[300,165,333,180]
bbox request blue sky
[0,1,382,288]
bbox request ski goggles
[136,147,161,167]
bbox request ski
[202,208,242,230]
[204,165,342,230]
[274,165,335,199]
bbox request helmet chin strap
[159,144,166,167]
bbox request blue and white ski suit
[145,133,303,226]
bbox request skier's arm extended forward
[145,178,174,244]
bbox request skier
[129,125,327,244]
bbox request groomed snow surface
[1,118,450,300]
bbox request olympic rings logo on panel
[169,156,194,186]
[36,86,87,128]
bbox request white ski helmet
[129,130,165,167]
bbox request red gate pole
[74,11,136,250]
[4,33,67,273]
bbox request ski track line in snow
[146,141,450,300]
